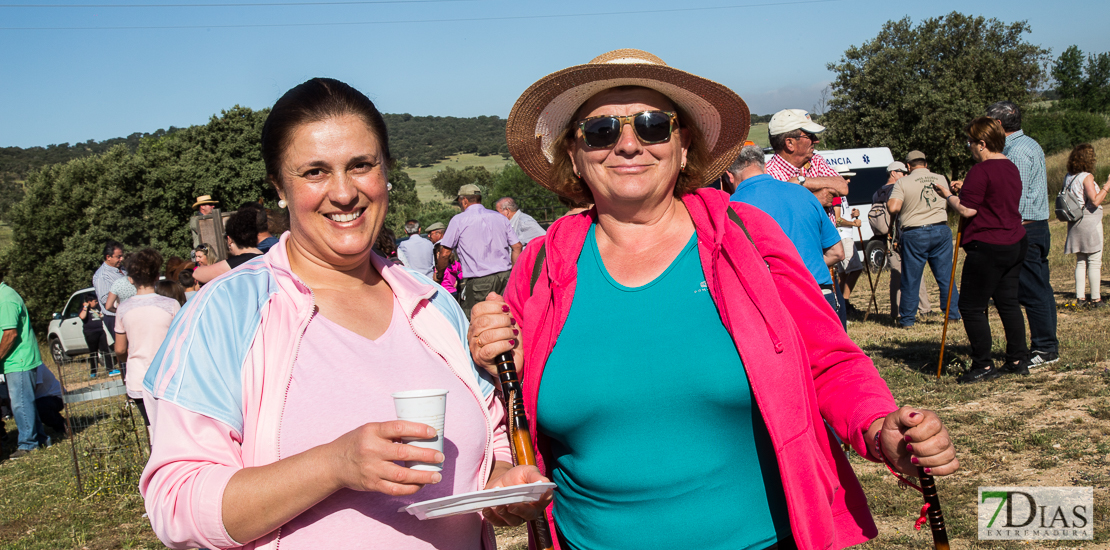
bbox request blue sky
[1,0,1108,148]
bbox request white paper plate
[399,482,555,520]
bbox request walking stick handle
[494,352,555,550]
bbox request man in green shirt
[0,282,48,457]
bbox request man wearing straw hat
[189,195,219,247]
[437,184,521,318]
[887,151,960,328]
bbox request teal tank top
[538,225,790,550]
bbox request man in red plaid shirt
[766,109,851,327]
[764,109,848,200]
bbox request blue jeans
[7,366,47,451]
[899,224,960,326]
[1018,221,1058,353]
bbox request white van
[813,147,895,243]
[761,147,895,271]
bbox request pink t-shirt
[277,297,486,550]
[115,293,179,399]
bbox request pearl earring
[278,199,287,208]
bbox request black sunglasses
[576,110,678,149]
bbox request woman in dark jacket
[935,117,1030,383]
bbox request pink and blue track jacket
[139,233,511,550]
[504,188,900,550]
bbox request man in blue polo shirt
[727,145,845,325]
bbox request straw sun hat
[506,49,750,192]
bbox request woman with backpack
[1063,143,1110,307]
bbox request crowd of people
[0,46,1097,550]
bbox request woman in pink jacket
[468,50,959,550]
[140,78,547,550]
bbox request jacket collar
[539,188,733,282]
[264,231,438,321]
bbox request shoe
[1087,299,1106,309]
[1001,357,1033,376]
[108,370,121,376]
[8,449,32,460]
[1030,350,1059,367]
[89,373,97,379]
[958,365,1004,384]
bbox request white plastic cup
[391,389,448,471]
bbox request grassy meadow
[407,153,515,203]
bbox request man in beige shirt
[887,151,960,328]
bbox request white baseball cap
[768,109,826,136]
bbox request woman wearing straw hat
[469,49,959,550]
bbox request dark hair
[1068,143,1096,174]
[986,101,1021,133]
[548,87,709,204]
[768,129,802,154]
[375,226,398,259]
[119,252,134,273]
[177,263,197,289]
[908,159,928,169]
[266,208,289,235]
[225,209,260,248]
[155,280,186,306]
[238,202,269,233]
[262,78,392,188]
[102,240,123,260]
[128,248,163,287]
[965,117,1006,154]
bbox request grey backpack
[1055,172,1086,223]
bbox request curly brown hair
[547,95,710,204]
[1067,143,1096,175]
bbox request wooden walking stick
[917,467,951,550]
[936,222,963,379]
[494,352,555,550]
[855,222,880,321]
[878,435,951,550]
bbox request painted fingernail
[510,317,517,325]
[909,412,919,418]
[502,305,510,313]
[513,329,519,336]
[923,467,932,474]
[911,456,919,464]
[509,339,517,346]
[904,435,913,442]
[906,444,914,453]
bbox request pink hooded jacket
[139,233,511,550]
[504,189,898,550]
